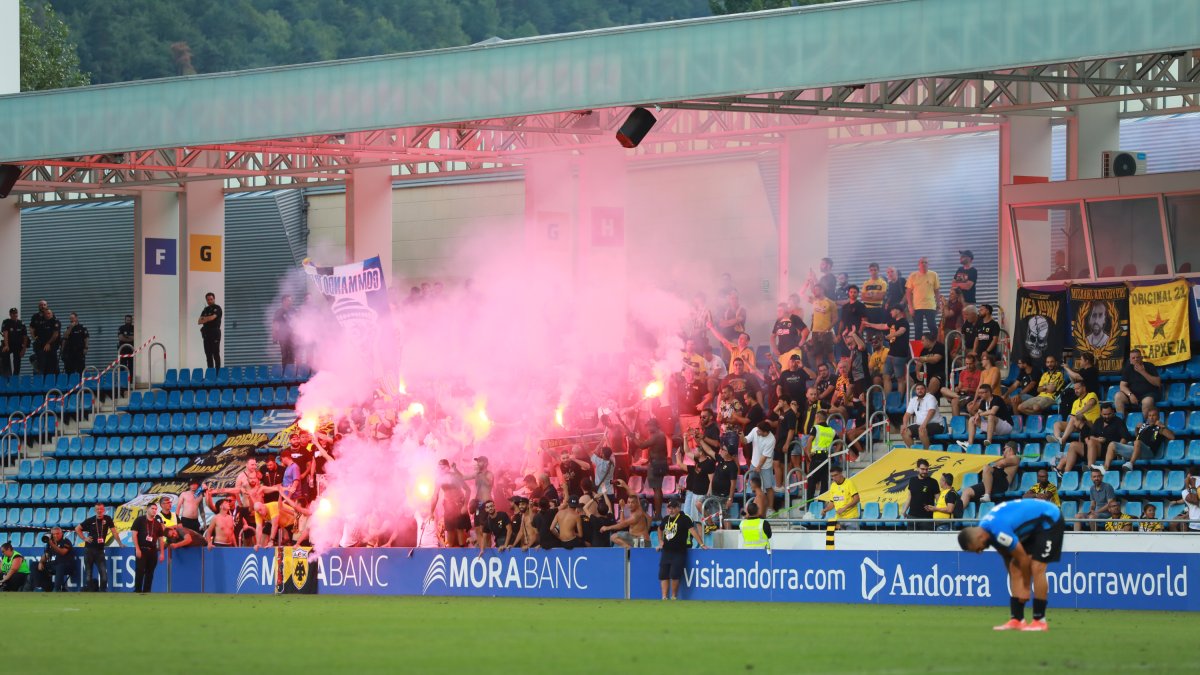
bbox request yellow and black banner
[1129,279,1192,366]
[275,546,318,594]
[818,449,996,506]
[1070,284,1129,373]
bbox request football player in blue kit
[959,499,1065,632]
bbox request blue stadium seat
[236,410,251,429]
[69,459,84,479]
[219,388,235,409]
[261,387,276,407]
[161,457,177,476]
[1188,440,1200,465]
[81,436,95,456]
[109,483,125,503]
[67,437,82,457]
[1151,440,1185,467]
[247,388,262,408]
[1120,470,1143,492]
[1016,472,1037,493]
[1165,382,1187,406]
[233,388,248,408]
[179,389,195,410]
[119,437,135,457]
[31,484,45,503]
[200,434,217,451]
[163,368,179,388]
[202,368,218,387]
[95,459,111,480]
[1189,411,1200,435]
[1019,415,1044,440]
[1060,472,1081,492]
[93,437,109,456]
[196,412,211,433]
[119,458,135,479]
[183,412,198,434]
[90,414,108,434]
[1139,470,1165,497]
[145,436,161,456]
[81,459,96,479]
[45,507,61,527]
[1189,382,1200,404]
[217,368,234,387]
[287,387,300,405]
[978,502,995,519]
[55,460,71,480]
[166,389,182,411]
[283,364,298,383]
[1162,363,1188,382]
[142,414,158,435]
[44,483,59,504]
[98,483,112,502]
[29,460,45,480]
[147,458,162,478]
[169,412,184,432]
[1166,410,1186,434]
[1126,412,1144,433]
[117,415,133,434]
[268,365,284,385]
[82,483,98,503]
[254,366,270,384]
[17,507,32,526]
[31,508,46,528]
[132,436,147,456]
[1103,470,1120,490]
[127,391,144,411]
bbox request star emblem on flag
[1147,312,1169,338]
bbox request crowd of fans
[2,251,1198,587]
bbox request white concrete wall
[0,0,18,95]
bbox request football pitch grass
[4,594,1193,673]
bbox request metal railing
[111,364,130,402]
[37,408,57,447]
[862,383,885,460]
[147,342,167,388]
[117,344,135,390]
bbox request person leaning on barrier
[739,502,772,549]
[928,473,962,531]
[0,542,29,591]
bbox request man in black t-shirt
[61,312,90,374]
[917,334,946,395]
[960,305,979,354]
[75,503,125,592]
[0,307,28,376]
[710,445,739,517]
[585,501,616,548]
[657,498,707,600]
[960,384,1014,448]
[477,500,512,554]
[34,307,61,375]
[117,314,135,374]
[903,459,940,530]
[131,503,165,593]
[839,285,867,336]
[952,250,978,304]
[864,306,911,395]
[777,354,811,404]
[1116,349,1162,417]
[771,302,807,357]
[974,304,1001,358]
[683,446,716,521]
[198,292,223,369]
[1117,407,1175,473]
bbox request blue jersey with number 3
[979,499,1061,553]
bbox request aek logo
[860,557,886,601]
[423,554,448,595]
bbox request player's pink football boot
[993,619,1027,631]
[1021,619,1049,632]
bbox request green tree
[19,0,90,91]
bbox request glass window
[1086,197,1167,278]
[1012,203,1087,282]
[1165,193,1200,275]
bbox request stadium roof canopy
[1,0,1199,201]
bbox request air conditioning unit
[1101,150,1147,178]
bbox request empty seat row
[0,373,85,395]
[162,364,311,389]
[0,392,95,418]
[90,410,252,435]
[51,433,225,459]
[126,386,300,412]
[13,456,190,485]
[1,480,153,508]
[0,505,94,530]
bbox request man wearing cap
[953,250,978,305]
[461,456,494,541]
[0,307,29,376]
[502,496,530,552]
[906,256,941,341]
[657,497,707,600]
[552,496,585,549]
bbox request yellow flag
[819,449,997,506]
[1129,279,1192,366]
